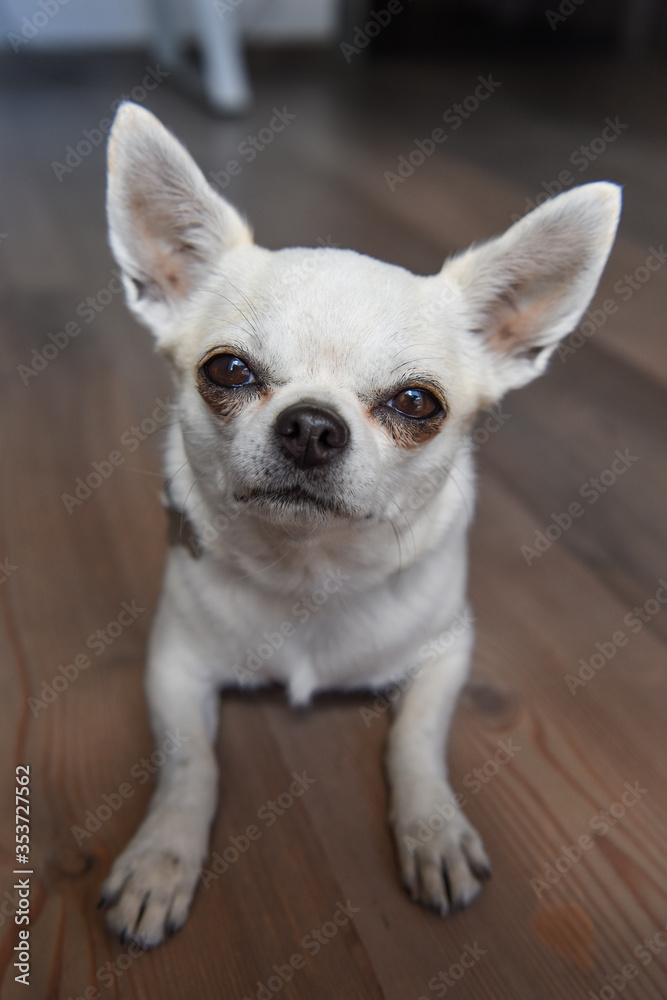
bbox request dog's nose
[275,403,349,468]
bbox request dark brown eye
[204,353,256,388]
[388,387,441,419]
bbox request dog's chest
[171,537,466,705]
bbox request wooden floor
[1,46,667,1000]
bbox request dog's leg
[100,623,219,948]
[386,609,490,915]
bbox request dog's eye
[204,354,256,387]
[388,388,441,419]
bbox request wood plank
[478,337,667,640]
[260,468,667,999]
[1,48,666,1000]
[287,113,667,389]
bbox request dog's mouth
[233,486,349,518]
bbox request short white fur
[101,101,621,947]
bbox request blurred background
[1,0,667,304]
[1,3,667,999]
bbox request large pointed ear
[106,102,252,335]
[442,182,621,401]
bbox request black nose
[275,403,349,469]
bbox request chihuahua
[100,102,621,947]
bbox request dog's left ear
[442,182,622,401]
[106,102,252,337]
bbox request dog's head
[107,103,621,531]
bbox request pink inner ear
[131,203,194,300]
[485,286,565,356]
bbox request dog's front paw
[100,839,202,948]
[392,797,491,917]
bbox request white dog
[100,102,621,947]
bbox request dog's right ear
[106,102,252,337]
[441,182,621,403]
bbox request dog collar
[163,483,202,558]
